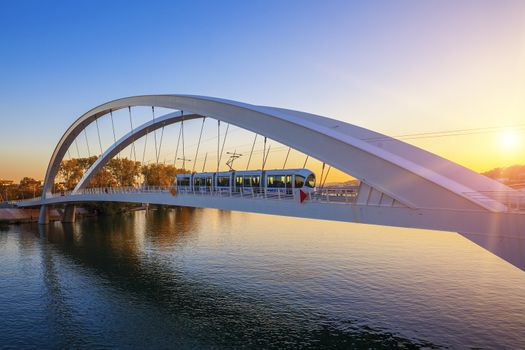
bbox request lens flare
[499,129,520,151]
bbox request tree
[107,158,141,187]
[18,177,42,198]
[58,158,86,190]
[141,163,187,186]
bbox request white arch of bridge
[42,95,511,212]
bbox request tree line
[57,156,188,190]
[0,157,189,201]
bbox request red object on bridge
[299,189,308,203]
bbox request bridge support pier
[62,204,76,223]
[38,205,49,225]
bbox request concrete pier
[62,204,76,223]
[38,205,49,225]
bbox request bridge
[15,95,525,271]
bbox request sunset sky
[0,0,524,182]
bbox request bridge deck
[12,186,525,271]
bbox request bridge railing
[464,190,525,212]
[311,187,359,203]
[175,186,359,203]
[7,195,42,205]
[15,185,360,205]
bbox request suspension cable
[157,125,165,164]
[74,139,80,158]
[128,107,137,162]
[218,123,229,170]
[321,166,332,189]
[174,116,182,167]
[262,144,271,170]
[84,129,91,157]
[181,113,186,170]
[202,152,208,172]
[151,106,159,164]
[106,109,114,142]
[192,117,206,172]
[262,137,267,169]
[109,110,124,186]
[283,147,291,169]
[142,129,148,165]
[319,162,326,187]
[302,155,309,168]
[95,118,103,155]
[246,134,258,170]
[217,120,220,172]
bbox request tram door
[285,175,292,195]
[235,176,243,193]
[205,176,213,192]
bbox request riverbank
[0,208,88,224]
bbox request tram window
[252,176,260,187]
[306,174,316,188]
[285,175,292,188]
[217,176,230,187]
[193,178,201,186]
[295,175,304,188]
[178,177,190,186]
[267,175,285,188]
[206,177,212,187]
[236,176,243,187]
[243,176,251,187]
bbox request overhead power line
[365,123,525,142]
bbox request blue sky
[1,1,524,180]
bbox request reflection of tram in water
[175,168,316,195]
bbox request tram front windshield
[305,174,315,188]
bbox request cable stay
[192,117,206,172]
[108,110,124,186]
[319,162,326,187]
[152,106,159,164]
[128,107,137,162]
[218,123,229,170]
[181,113,186,170]
[217,120,220,172]
[262,137,267,170]
[84,129,91,158]
[173,120,182,167]
[142,130,148,165]
[202,152,208,172]
[109,110,118,151]
[321,165,332,189]
[109,111,118,159]
[302,155,309,169]
[156,125,165,164]
[74,139,80,158]
[282,147,291,169]
[245,134,258,170]
[261,137,273,171]
[95,119,103,155]
[263,145,271,170]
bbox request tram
[175,168,316,194]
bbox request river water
[0,208,524,349]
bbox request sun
[499,129,520,151]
